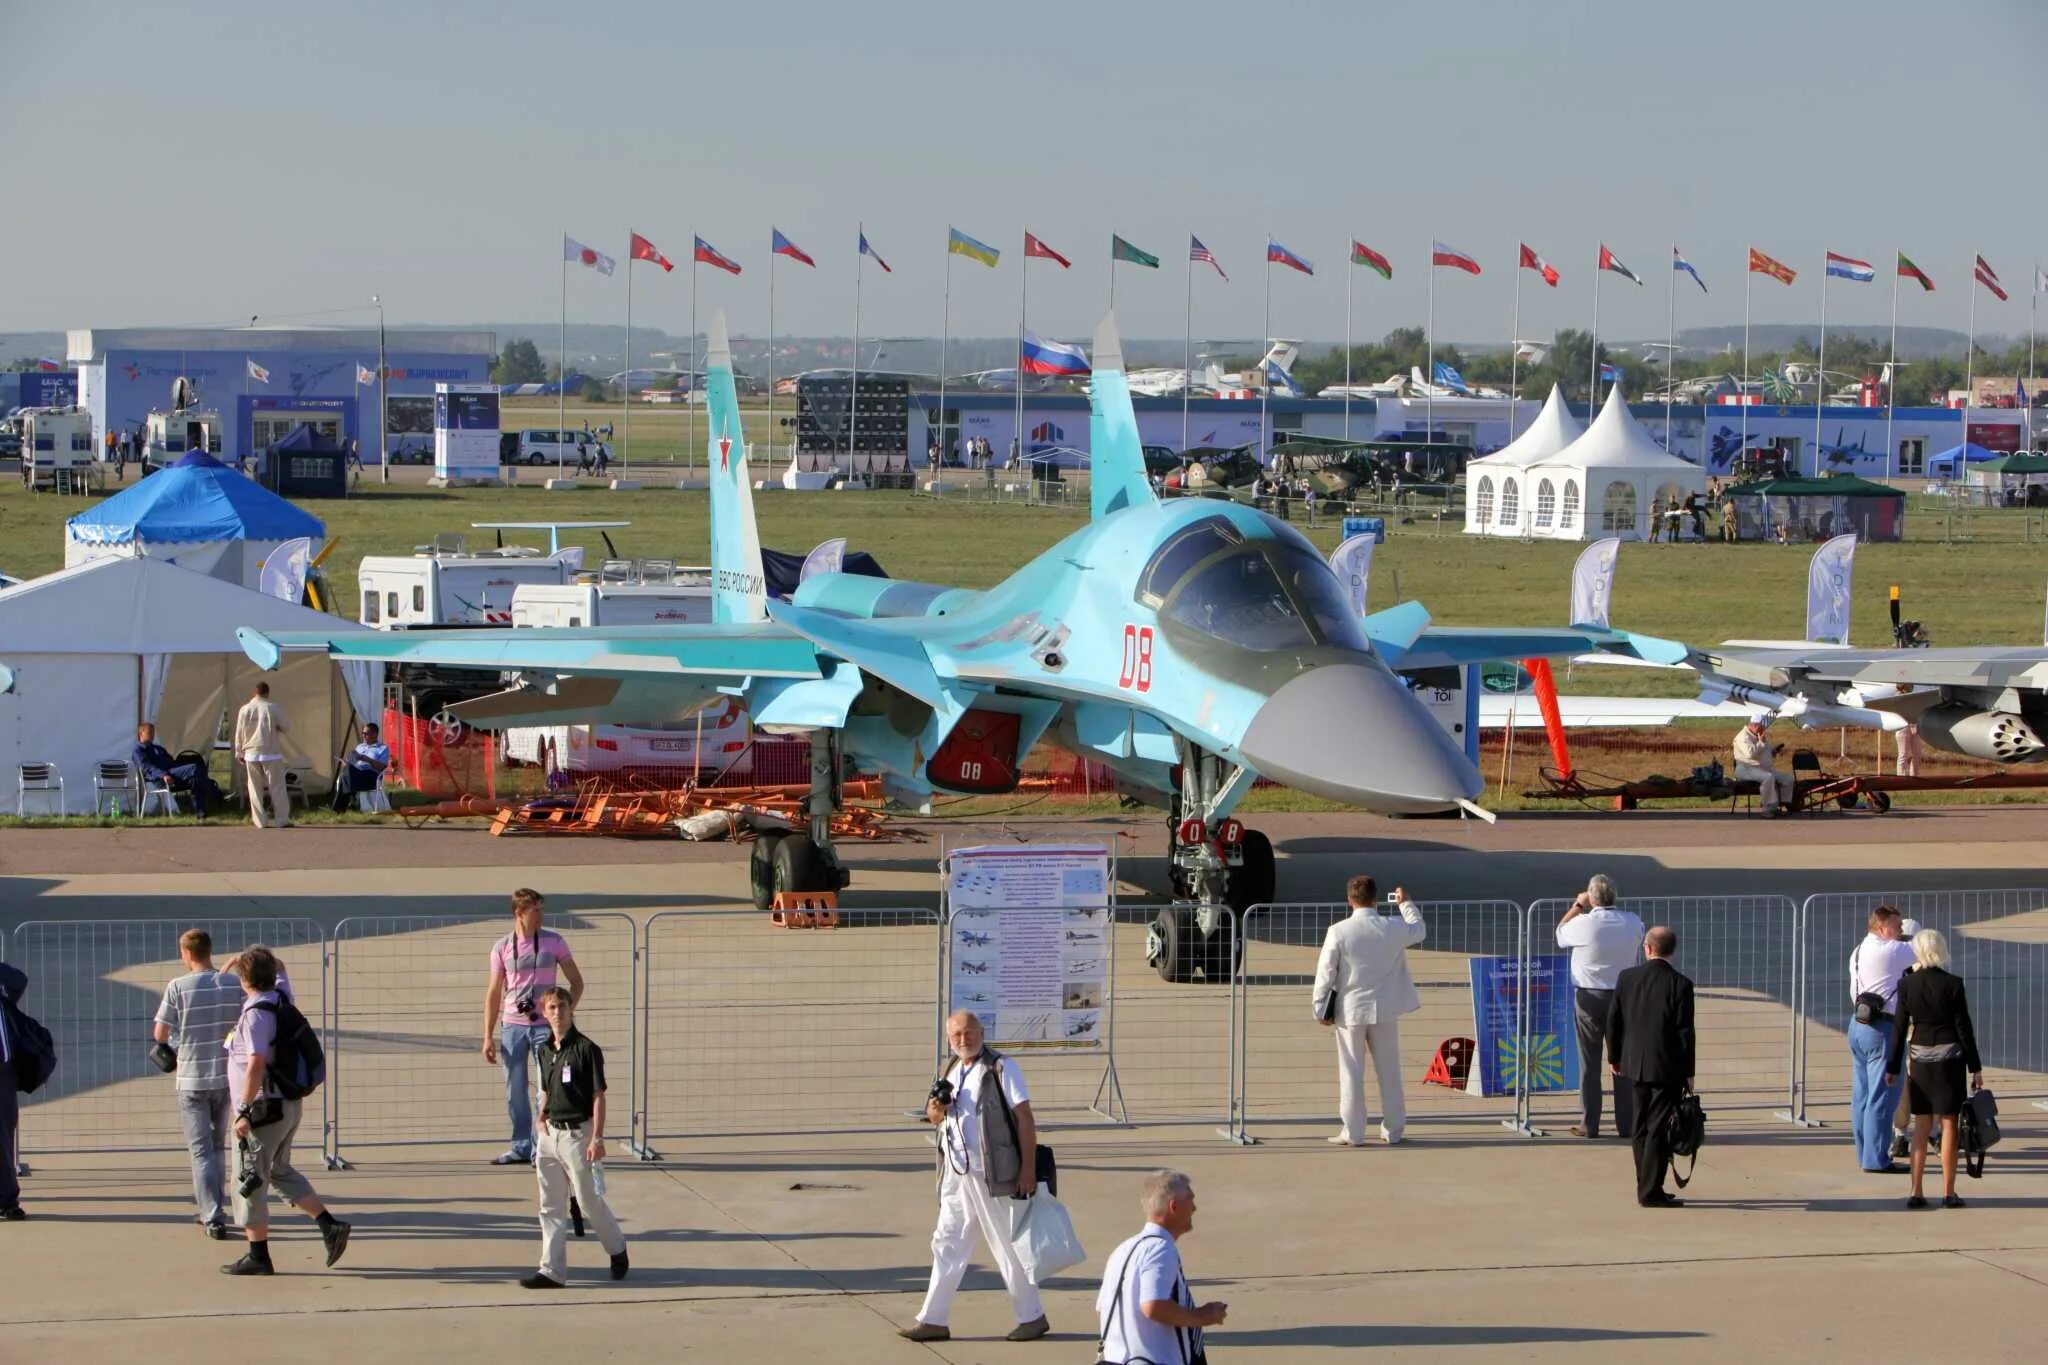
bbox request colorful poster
[946,845,1111,1051]
[1467,953,1578,1098]
[434,382,502,482]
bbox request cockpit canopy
[1137,515,1371,657]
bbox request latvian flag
[772,228,815,268]
[1598,244,1642,285]
[1024,233,1071,268]
[694,237,742,275]
[1519,244,1559,287]
[1018,330,1090,377]
[1825,251,1875,283]
[1267,238,1314,275]
[1431,241,1480,275]
[1975,255,2008,301]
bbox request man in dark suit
[133,723,224,818]
[0,957,28,1219]
[1607,925,1695,1207]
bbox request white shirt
[1097,1224,1196,1365]
[1732,727,1776,771]
[941,1052,1028,1175]
[1556,907,1646,990]
[1850,933,1918,1012]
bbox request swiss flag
[630,232,674,272]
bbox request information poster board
[434,382,502,482]
[945,845,1111,1052]
[1467,953,1578,1098]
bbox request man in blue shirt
[330,722,393,812]
[133,723,224,818]
[1096,1170,1226,1364]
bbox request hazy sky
[8,1,2045,348]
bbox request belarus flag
[1825,251,1875,283]
[1431,241,1481,275]
[1018,330,1091,377]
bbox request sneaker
[0,1206,25,1222]
[520,1272,564,1290]
[320,1219,352,1268]
[897,1323,950,1343]
[1006,1316,1051,1342]
[205,1221,230,1241]
[1906,1194,1928,1209]
[491,1151,529,1166]
[1891,1132,1910,1159]
[610,1250,630,1281]
[221,1253,273,1276]
[1325,1134,1361,1146]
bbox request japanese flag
[564,235,616,276]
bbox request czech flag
[1018,330,1090,377]
[1267,238,1314,275]
[1519,244,1559,287]
[694,237,742,275]
[630,232,674,272]
[1825,251,1875,283]
[772,228,816,268]
[1024,233,1071,268]
[1431,241,1480,275]
[860,230,891,273]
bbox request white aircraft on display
[1125,341,1307,400]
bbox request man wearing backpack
[222,946,349,1274]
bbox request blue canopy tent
[1925,441,2001,479]
[63,451,325,590]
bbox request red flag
[1023,232,1071,269]
[1430,241,1481,275]
[1975,254,2008,302]
[1518,244,1559,287]
[1747,247,1796,285]
[629,232,674,272]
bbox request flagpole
[690,252,698,478]
[622,251,633,475]
[767,246,777,472]
[1665,244,1677,448]
[1741,253,1752,461]
[1182,242,1193,454]
[2030,258,2039,452]
[1109,237,1117,313]
[850,226,863,469]
[1815,251,1829,474]
[1344,239,1354,442]
[1261,240,1271,461]
[559,251,568,477]
[1507,241,1521,442]
[1886,255,1900,482]
[1966,246,1979,467]
[1589,252,1602,403]
[937,239,951,499]
[1017,232,1028,475]
[1425,235,1435,446]
[375,294,387,485]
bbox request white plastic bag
[1005,1188,1086,1284]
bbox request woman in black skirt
[1884,929,1983,1209]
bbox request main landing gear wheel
[771,833,843,899]
[1147,906,1200,984]
[749,832,786,910]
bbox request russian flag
[1266,239,1314,275]
[1431,241,1481,275]
[1018,330,1090,377]
[1825,251,1875,283]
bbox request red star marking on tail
[718,436,732,471]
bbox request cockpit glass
[1271,543,1371,653]
[1137,516,1239,607]
[1162,548,1315,650]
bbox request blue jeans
[1848,1018,1902,1170]
[499,1022,553,1158]
[178,1088,232,1224]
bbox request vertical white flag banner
[800,536,846,583]
[1569,537,1620,628]
[258,536,313,603]
[1326,534,1376,617]
[1806,533,1857,644]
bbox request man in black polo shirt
[520,988,628,1288]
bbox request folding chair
[16,762,65,816]
[140,771,187,817]
[92,760,136,816]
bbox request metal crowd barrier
[10,918,327,1158]
[326,911,639,1167]
[1519,896,1803,1134]
[1797,887,2048,1124]
[1236,901,1526,1143]
[637,907,941,1152]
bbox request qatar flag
[563,235,616,276]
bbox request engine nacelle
[1917,705,2046,764]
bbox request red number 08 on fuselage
[1118,624,1154,692]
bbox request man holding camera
[482,889,584,1166]
[222,947,349,1274]
[153,929,245,1238]
[1556,876,1645,1140]
[520,987,628,1288]
[898,1011,1049,1345]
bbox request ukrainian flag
[948,228,1000,268]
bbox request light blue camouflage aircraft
[240,312,1681,976]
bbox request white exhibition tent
[1463,385,1586,537]
[0,557,379,814]
[1524,384,1707,542]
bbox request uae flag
[1024,233,1071,268]
[1896,253,1935,292]
[629,232,674,272]
[1351,241,1391,280]
[1975,255,2008,301]
[1748,247,1796,285]
[1598,244,1642,285]
[1519,244,1559,287]
[1111,235,1159,268]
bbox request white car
[499,429,609,467]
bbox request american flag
[1189,235,1228,282]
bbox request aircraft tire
[773,832,831,896]
[1149,907,1199,984]
[749,832,785,909]
[1227,830,1277,914]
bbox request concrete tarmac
[4,807,2047,1360]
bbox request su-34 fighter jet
[240,312,1681,978]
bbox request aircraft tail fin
[1088,313,1157,521]
[704,311,768,623]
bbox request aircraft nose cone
[1239,663,1483,814]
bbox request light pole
[372,295,388,484]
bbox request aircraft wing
[236,622,825,681]
[1707,645,2048,693]
[1479,694,1751,728]
[1390,625,1689,673]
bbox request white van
[17,407,96,487]
[499,429,610,467]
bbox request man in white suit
[1313,875,1425,1146]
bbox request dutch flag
[1825,252,1875,283]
